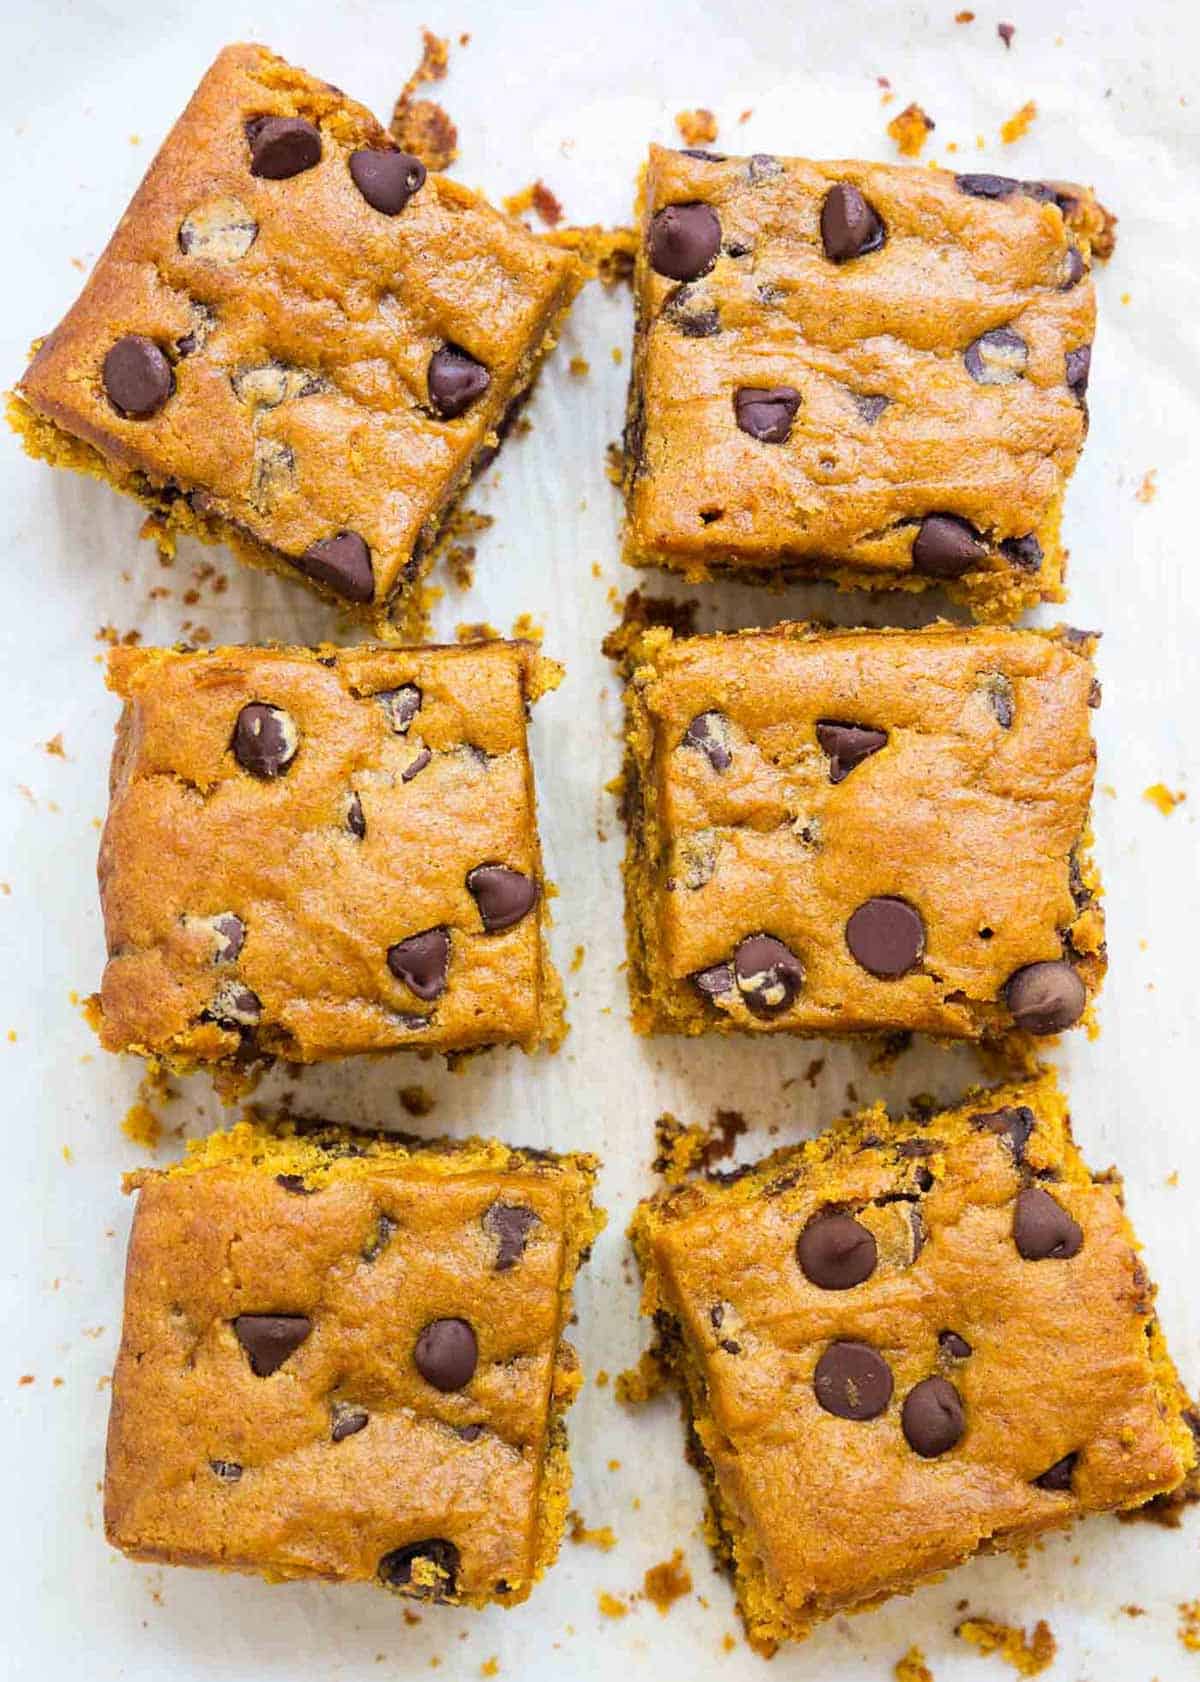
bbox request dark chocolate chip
[401,747,432,783]
[679,147,726,162]
[964,327,1028,386]
[1034,1451,1077,1491]
[1061,246,1086,289]
[212,913,245,961]
[691,961,735,1001]
[813,1341,893,1420]
[682,710,733,771]
[912,514,988,579]
[247,115,322,180]
[796,1212,877,1290]
[377,684,422,734]
[346,792,366,838]
[209,1458,242,1482]
[1000,533,1044,573]
[971,1105,1035,1160]
[845,897,925,979]
[205,982,262,1029]
[852,393,890,424]
[902,1376,965,1457]
[378,1539,460,1600]
[414,1317,478,1391]
[820,183,885,262]
[467,864,539,931]
[428,345,491,418]
[363,1211,398,1262]
[984,673,1015,728]
[331,1402,369,1441]
[939,1330,973,1360]
[748,153,783,182]
[956,173,1020,199]
[483,1201,538,1270]
[733,933,804,1015]
[648,202,722,280]
[1005,960,1086,1033]
[102,335,174,419]
[1066,345,1092,400]
[387,928,451,999]
[349,148,426,214]
[662,284,721,337]
[733,385,801,444]
[296,531,374,604]
[1014,1187,1083,1260]
[231,702,299,779]
[816,720,887,784]
[275,1173,313,1196]
[233,1313,312,1376]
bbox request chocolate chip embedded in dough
[813,1341,893,1420]
[902,1376,965,1457]
[297,532,374,604]
[815,721,887,783]
[820,183,885,261]
[233,1313,312,1376]
[414,1318,478,1391]
[682,710,733,771]
[845,897,925,979]
[649,202,722,280]
[1014,1187,1083,1260]
[796,1213,877,1290]
[387,928,451,1000]
[911,514,988,579]
[247,115,321,179]
[1005,960,1086,1033]
[349,148,426,214]
[378,1539,460,1600]
[428,345,491,418]
[231,702,298,779]
[964,327,1028,385]
[733,934,804,1015]
[102,336,174,418]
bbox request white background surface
[1,0,1198,1676]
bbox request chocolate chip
[428,345,491,418]
[1000,533,1043,573]
[378,1539,460,1600]
[363,1212,398,1262]
[733,933,804,1015]
[1014,1187,1083,1260]
[733,385,801,444]
[483,1202,538,1270]
[682,710,732,771]
[748,153,783,182]
[1066,345,1092,400]
[467,864,538,931]
[663,284,720,337]
[820,183,885,262]
[816,721,887,783]
[1061,246,1086,289]
[275,1174,312,1196]
[852,393,890,424]
[984,673,1015,727]
[206,982,262,1029]
[387,928,451,999]
[414,1318,478,1391]
[210,913,245,961]
[1034,1451,1077,1492]
[233,1313,312,1376]
[796,1213,877,1290]
[349,148,426,214]
[346,792,366,838]
[178,197,258,261]
[971,1105,1035,1160]
[102,335,174,419]
[911,514,988,578]
[902,1376,965,1457]
[401,747,432,783]
[845,897,925,979]
[176,302,218,359]
[679,147,726,162]
[331,1402,369,1441]
[964,327,1028,385]
[377,685,421,733]
[456,1423,485,1442]
[939,1330,973,1360]
[956,173,1020,199]
[247,115,322,179]
[649,202,722,280]
[1005,960,1086,1033]
[296,532,374,604]
[208,1458,242,1483]
[692,961,735,1002]
[231,702,298,779]
[813,1341,893,1420]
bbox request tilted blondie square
[630,1071,1198,1652]
[105,1122,603,1601]
[10,44,582,633]
[97,640,563,1086]
[620,620,1105,1041]
[623,145,1107,621]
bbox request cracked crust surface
[621,620,1104,1039]
[630,1071,1197,1651]
[623,146,1099,621]
[105,1123,603,1602]
[12,44,581,630]
[98,640,563,1077]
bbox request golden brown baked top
[15,44,580,615]
[623,621,1104,1039]
[105,1123,602,1600]
[98,640,561,1071]
[624,146,1098,621]
[632,1071,1196,1643]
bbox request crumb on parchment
[895,1647,934,1682]
[503,182,564,227]
[399,1085,435,1117]
[888,102,936,156]
[1000,101,1037,144]
[956,1616,1056,1675]
[568,1511,617,1550]
[644,1550,692,1613]
[1144,783,1185,815]
[390,28,458,170]
[598,1591,629,1619]
[675,108,718,147]
[1136,469,1158,504]
[1180,1601,1200,1651]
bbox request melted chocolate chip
[349,148,426,214]
[971,1105,1035,1160]
[912,514,988,579]
[1066,345,1092,400]
[379,1539,460,1599]
[296,531,374,603]
[331,1402,369,1441]
[796,1213,877,1290]
[939,1330,973,1360]
[1061,245,1086,289]
[345,792,366,838]
[387,928,451,1000]
[1005,960,1086,1033]
[1000,533,1044,573]
[275,1174,312,1196]
[247,116,322,180]
[902,1376,965,1457]
[678,147,726,162]
[102,335,174,418]
[211,913,245,961]
[467,864,538,931]
[363,1212,398,1262]
[231,702,299,779]
[1014,1187,1083,1260]
[428,345,491,418]
[734,386,801,443]
[401,747,431,783]
[964,327,1029,385]
[733,933,804,1015]
[985,673,1015,728]
[682,710,732,771]
[233,1313,312,1376]
[956,173,1020,199]
[483,1202,538,1270]
[377,685,421,733]
[815,720,887,783]
[649,202,722,280]
[748,153,783,182]
[813,1341,893,1420]
[663,284,720,336]
[845,897,925,979]
[209,1458,242,1482]
[691,961,735,1002]
[205,982,262,1030]
[852,393,890,424]
[1034,1451,1077,1492]
[414,1318,478,1391]
[820,183,885,262]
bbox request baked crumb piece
[644,1550,692,1613]
[399,1085,436,1117]
[390,99,458,171]
[1144,783,1185,815]
[615,1348,669,1406]
[598,1591,629,1618]
[544,224,637,286]
[675,109,718,147]
[1000,101,1038,144]
[1179,1601,1200,1651]
[956,1616,1056,1676]
[895,1647,934,1682]
[503,182,564,227]
[568,1512,617,1550]
[887,102,935,157]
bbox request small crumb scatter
[1000,101,1037,144]
[888,102,936,156]
[502,182,563,227]
[1121,1604,1146,1617]
[570,944,585,973]
[607,1458,621,1471]
[510,612,544,645]
[598,1591,629,1619]
[644,1550,693,1614]
[722,1632,738,1652]
[121,1102,162,1152]
[738,108,752,123]
[569,356,590,378]
[568,1512,617,1550]
[1180,1601,1200,1651]
[895,1647,934,1682]
[675,108,718,147]
[1166,1170,1179,1187]
[595,1369,610,1387]
[955,8,975,19]
[6,1030,16,1045]
[62,1145,73,1163]
[456,621,502,645]
[998,21,1015,45]
[956,1616,1056,1676]
[43,733,66,758]
[399,1085,436,1118]
[18,1375,34,1386]
[1135,469,1158,504]
[480,1661,499,1678]
[611,346,623,365]
[1144,783,1185,815]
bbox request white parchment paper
[2,0,1199,1675]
